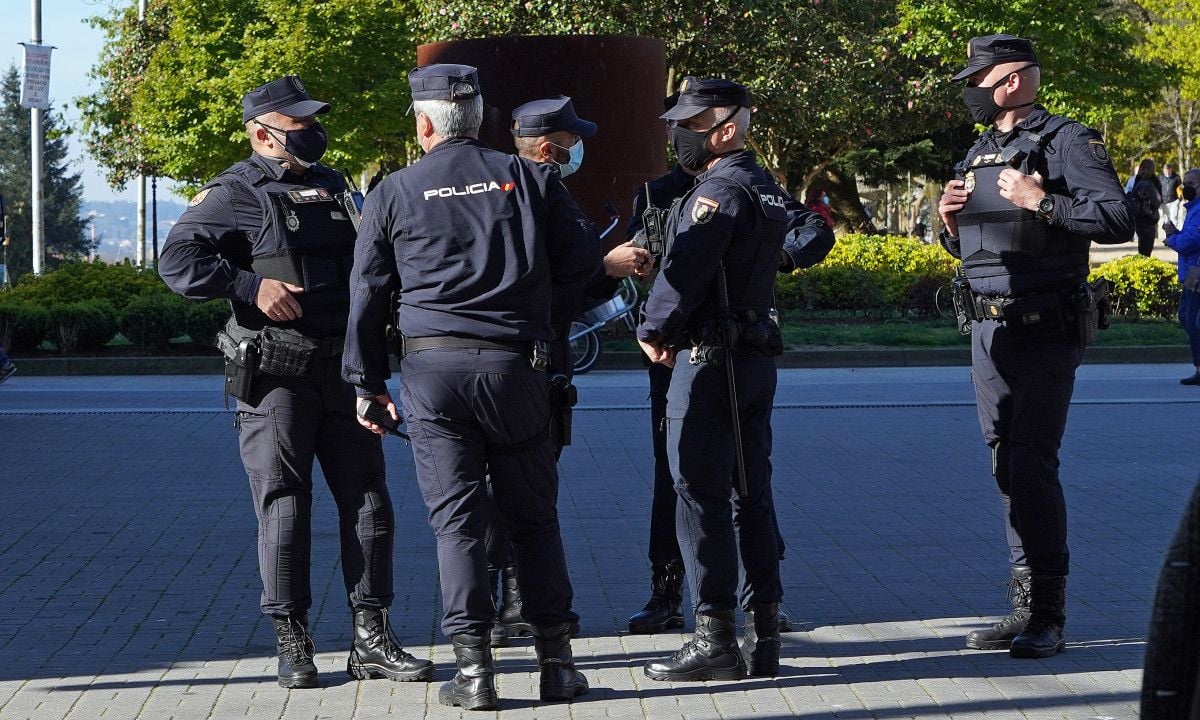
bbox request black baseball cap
[511,96,597,138]
[242,75,330,123]
[660,76,751,121]
[952,34,1039,82]
[409,64,480,101]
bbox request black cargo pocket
[236,409,282,481]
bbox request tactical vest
[215,160,357,328]
[955,116,1089,284]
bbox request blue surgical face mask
[552,139,584,178]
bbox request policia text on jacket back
[158,76,432,689]
[341,64,601,710]
[936,35,1133,660]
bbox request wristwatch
[1036,194,1055,223]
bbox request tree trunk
[821,167,876,235]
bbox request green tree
[81,0,418,188]
[416,0,952,230]
[0,67,92,282]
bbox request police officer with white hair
[343,64,600,709]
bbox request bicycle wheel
[569,323,603,375]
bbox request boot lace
[1006,575,1031,608]
[278,619,314,665]
[374,609,417,662]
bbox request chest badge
[284,208,301,232]
[964,171,976,194]
[691,196,720,225]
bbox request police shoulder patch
[691,196,720,224]
[188,188,212,207]
[1088,139,1109,163]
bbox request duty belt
[968,288,1070,323]
[399,334,532,359]
[307,335,347,357]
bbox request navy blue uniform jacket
[343,137,601,395]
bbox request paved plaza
[0,364,1195,719]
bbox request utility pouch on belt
[996,292,1069,340]
[257,327,317,377]
[548,374,578,449]
[738,316,784,357]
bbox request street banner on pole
[19,43,54,110]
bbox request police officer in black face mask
[343,64,600,710]
[159,75,432,689]
[937,35,1133,659]
[625,91,829,639]
[637,77,790,682]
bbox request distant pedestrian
[804,186,834,228]
[1164,170,1200,385]
[1162,163,1184,236]
[1130,158,1163,256]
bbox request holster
[216,325,259,406]
[548,374,578,450]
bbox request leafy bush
[777,234,955,314]
[0,303,50,352]
[119,292,188,352]
[1089,255,1178,319]
[185,300,230,348]
[2,260,168,312]
[47,301,119,354]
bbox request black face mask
[1184,184,1198,202]
[671,108,740,172]
[961,65,1037,125]
[257,120,328,165]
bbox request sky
[0,0,170,203]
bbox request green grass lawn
[603,315,1188,350]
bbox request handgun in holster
[548,374,578,449]
[225,338,259,405]
[1073,278,1112,348]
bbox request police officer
[637,77,790,681]
[484,95,645,646]
[626,91,831,638]
[937,35,1133,659]
[159,76,431,688]
[342,65,600,709]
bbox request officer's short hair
[413,97,483,139]
[719,105,751,142]
[513,135,542,159]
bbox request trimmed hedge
[777,234,956,316]
[119,292,189,353]
[1088,254,1179,319]
[185,300,230,349]
[3,259,168,311]
[0,303,50,352]
[47,301,118,353]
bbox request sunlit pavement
[1,364,1187,718]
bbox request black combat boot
[966,565,1032,650]
[439,633,499,711]
[497,564,532,637]
[741,603,781,677]
[272,615,318,689]
[628,559,685,634]
[644,611,747,682]
[346,608,434,681]
[1009,575,1066,659]
[532,622,590,702]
